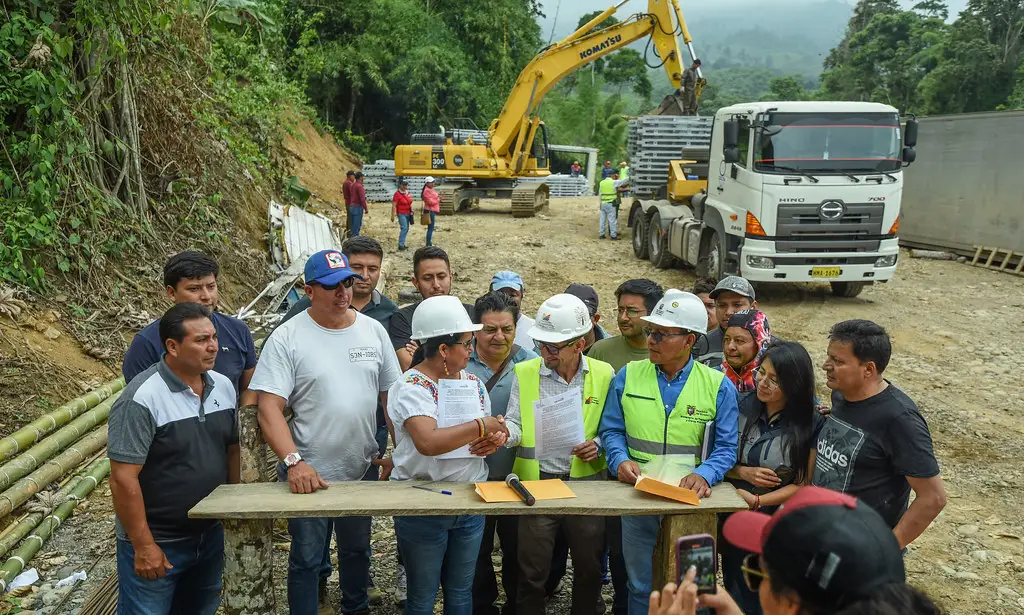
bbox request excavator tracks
[511,183,549,218]
[438,185,461,216]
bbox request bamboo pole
[0,394,119,491]
[0,458,110,592]
[0,426,109,517]
[0,377,124,463]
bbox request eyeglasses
[642,328,690,343]
[741,553,769,591]
[754,368,780,390]
[534,338,578,354]
[454,338,474,350]
[312,277,355,291]
[616,307,647,318]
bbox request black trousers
[473,515,519,615]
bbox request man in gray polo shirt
[251,249,400,615]
[109,302,239,615]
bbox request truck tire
[696,231,724,280]
[830,282,867,298]
[648,212,676,269]
[632,214,649,259]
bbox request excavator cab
[531,122,550,171]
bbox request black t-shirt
[812,383,940,528]
[387,301,475,351]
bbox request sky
[536,0,971,43]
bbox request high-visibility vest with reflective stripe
[621,359,723,465]
[599,177,618,203]
[512,357,614,480]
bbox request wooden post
[224,405,276,614]
[653,512,719,590]
[222,519,276,615]
[237,405,266,484]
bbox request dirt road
[44,196,1024,614]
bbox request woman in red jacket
[393,180,414,251]
[421,177,440,247]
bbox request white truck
[627,101,918,297]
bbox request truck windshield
[754,112,901,174]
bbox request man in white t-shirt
[251,249,401,615]
[490,270,535,349]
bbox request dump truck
[628,101,919,297]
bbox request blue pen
[412,484,453,495]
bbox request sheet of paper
[635,475,700,506]
[533,387,585,460]
[474,479,577,503]
[436,378,485,460]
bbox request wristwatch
[283,452,303,468]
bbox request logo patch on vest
[585,395,599,405]
[687,405,696,416]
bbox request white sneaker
[394,564,407,605]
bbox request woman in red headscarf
[721,309,772,392]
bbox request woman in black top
[721,341,820,615]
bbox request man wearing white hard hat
[598,289,739,615]
[504,293,616,615]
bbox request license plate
[810,266,842,278]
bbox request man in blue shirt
[122,252,256,406]
[599,289,738,615]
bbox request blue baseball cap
[490,271,525,293]
[304,249,363,286]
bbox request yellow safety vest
[619,166,629,181]
[599,177,618,203]
[621,359,723,465]
[512,357,614,480]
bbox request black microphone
[505,472,536,506]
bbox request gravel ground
[25,196,1024,614]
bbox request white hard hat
[529,293,593,343]
[424,176,436,183]
[411,296,481,342]
[641,289,707,333]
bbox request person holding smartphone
[722,341,820,614]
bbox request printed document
[437,379,484,459]
[534,387,585,460]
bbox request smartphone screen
[676,535,717,593]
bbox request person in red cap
[648,486,940,615]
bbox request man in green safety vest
[504,292,616,615]
[599,171,629,240]
[599,289,739,615]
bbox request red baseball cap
[723,486,905,607]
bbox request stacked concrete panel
[627,116,712,197]
[363,160,430,202]
[519,174,590,197]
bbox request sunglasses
[534,338,579,354]
[741,553,768,591]
[313,277,355,291]
[642,328,691,343]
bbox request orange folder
[634,476,700,506]
[475,479,577,503]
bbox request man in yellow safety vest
[598,171,629,240]
[504,293,615,615]
[598,289,739,615]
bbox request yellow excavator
[393,0,704,217]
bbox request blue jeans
[289,515,372,614]
[349,206,364,237]
[426,211,436,246]
[116,525,223,615]
[599,201,618,238]
[395,514,485,615]
[398,213,412,248]
[621,515,662,615]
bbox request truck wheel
[648,213,676,269]
[830,282,867,298]
[696,231,724,280]
[632,215,649,259]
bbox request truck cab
[629,101,918,297]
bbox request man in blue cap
[250,249,401,615]
[490,270,535,348]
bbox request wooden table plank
[190,480,747,519]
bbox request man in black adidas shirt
[813,319,947,548]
